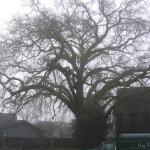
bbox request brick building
[115,87,150,135]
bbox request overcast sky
[0,0,121,29]
[0,0,23,29]
[0,0,54,31]
[0,0,148,122]
[0,0,125,32]
[0,0,149,29]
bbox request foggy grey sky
[0,0,54,30]
[0,0,121,30]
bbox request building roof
[0,113,44,137]
[0,113,17,129]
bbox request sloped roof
[0,113,17,129]
[0,120,44,137]
[0,113,44,137]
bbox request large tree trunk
[73,105,109,149]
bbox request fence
[0,137,80,149]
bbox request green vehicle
[101,133,150,150]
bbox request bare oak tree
[0,0,150,147]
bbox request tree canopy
[0,0,150,147]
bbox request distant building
[0,113,76,149]
[35,121,73,138]
[0,113,43,138]
[0,113,46,149]
[115,87,150,135]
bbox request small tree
[0,0,150,147]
